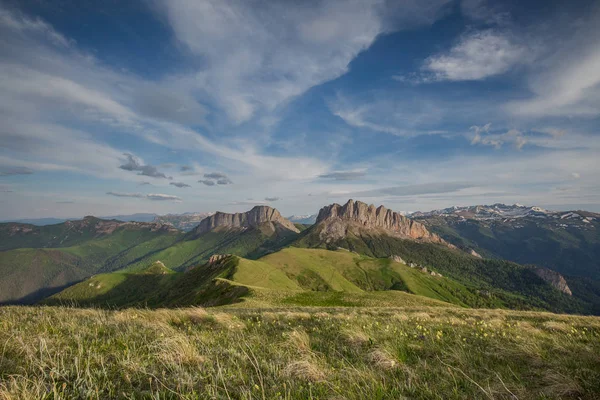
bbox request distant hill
[1,213,159,226]
[411,203,600,280]
[0,217,182,304]
[121,206,300,271]
[152,212,214,231]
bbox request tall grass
[1,305,599,399]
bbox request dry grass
[282,360,326,382]
[0,305,599,399]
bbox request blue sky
[1,0,599,219]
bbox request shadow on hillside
[0,282,79,306]
[43,270,249,310]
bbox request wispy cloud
[228,200,268,206]
[198,179,216,186]
[155,0,450,123]
[106,191,181,201]
[318,171,366,181]
[264,197,280,202]
[106,191,144,198]
[505,8,600,117]
[146,194,182,201]
[0,166,34,176]
[422,30,527,81]
[340,182,475,198]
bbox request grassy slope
[0,249,88,304]
[294,224,593,314]
[122,224,299,272]
[1,305,599,399]
[0,224,183,304]
[46,248,498,310]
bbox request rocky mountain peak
[194,205,299,235]
[316,199,449,245]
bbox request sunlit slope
[46,248,484,309]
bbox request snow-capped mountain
[410,203,598,223]
[411,203,600,280]
[287,214,318,224]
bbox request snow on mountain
[410,204,596,223]
[287,214,317,224]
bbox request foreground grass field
[1,306,599,399]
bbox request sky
[1,0,600,219]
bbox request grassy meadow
[1,305,599,399]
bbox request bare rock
[316,199,451,246]
[534,267,572,295]
[194,206,299,235]
[469,249,483,258]
[389,255,405,264]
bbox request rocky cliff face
[194,206,299,235]
[534,268,572,295]
[316,199,450,245]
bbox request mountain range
[411,203,600,280]
[1,200,599,314]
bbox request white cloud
[505,7,600,117]
[146,194,182,201]
[106,192,182,202]
[329,94,447,136]
[423,30,527,81]
[470,124,527,150]
[154,0,450,123]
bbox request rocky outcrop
[534,268,572,295]
[469,249,483,259]
[194,206,299,235]
[207,254,232,266]
[316,199,450,246]
[389,255,405,264]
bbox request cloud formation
[119,153,171,179]
[106,191,144,198]
[264,197,280,202]
[423,30,526,81]
[106,192,181,201]
[319,171,366,181]
[341,182,474,198]
[0,166,34,176]
[170,182,191,188]
[201,172,233,185]
[470,124,526,150]
[155,0,451,123]
[146,194,182,201]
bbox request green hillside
[416,215,600,279]
[47,247,566,311]
[122,223,299,272]
[0,218,299,304]
[0,220,183,303]
[294,224,595,314]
